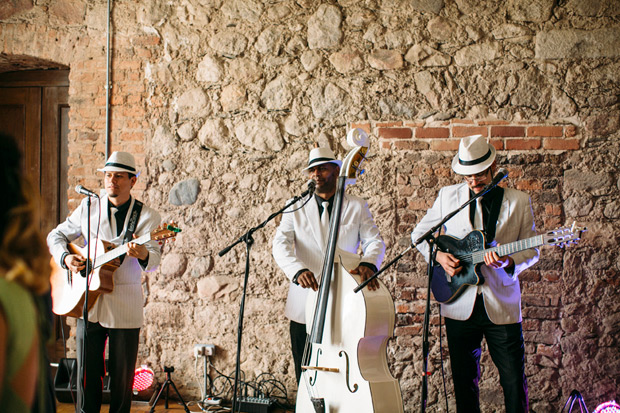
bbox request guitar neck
[94,233,151,268]
[472,234,544,264]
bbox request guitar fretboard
[470,235,544,264]
[93,233,151,269]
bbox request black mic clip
[300,179,316,197]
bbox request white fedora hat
[302,147,342,171]
[451,135,496,175]
[97,151,140,176]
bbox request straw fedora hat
[302,147,342,171]
[451,135,496,175]
[97,151,140,177]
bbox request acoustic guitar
[50,223,181,317]
[431,224,585,303]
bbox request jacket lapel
[457,184,475,232]
[118,197,136,241]
[304,197,324,249]
[495,193,511,240]
[99,195,115,240]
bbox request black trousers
[76,320,140,413]
[290,320,308,384]
[445,295,528,413]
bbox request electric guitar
[431,224,585,303]
[50,223,181,317]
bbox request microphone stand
[354,178,504,412]
[78,195,95,413]
[218,186,314,413]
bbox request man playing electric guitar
[47,151,162,413]
[411,135,540,413]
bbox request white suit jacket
[411,183,539,324]
[272,193,385,324]
[47,194,162,328]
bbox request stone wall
[1,0,619,411]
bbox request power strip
[236,396,274,413]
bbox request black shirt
[469,186,504,242]
[108,197,132,237]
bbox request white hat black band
[105,162,136,172]
[458,149,492,166]
[308,157,337,165]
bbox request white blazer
[411,183,539,324]
[47,194,162,328]
[272,193,385,324]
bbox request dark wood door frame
[0,69,70,363]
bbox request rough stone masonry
[1,0,619,411]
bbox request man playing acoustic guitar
[47,152,162,413]
[411,135,540,412]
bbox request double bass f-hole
[339,350,358,393]
[309,348,323,386]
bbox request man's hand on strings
[297,270,319,291]
[436,251,462,277]
[64,254,86,273]
[351,265,379,291]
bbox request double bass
[296,131,404,412]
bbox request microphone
[75,185,99,198]
[482,168,509,192]
[300,179,316,197]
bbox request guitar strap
[119,199,144,264]
[484,187,504,245]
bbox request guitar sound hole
[79,259,93,278]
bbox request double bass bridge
[302,349,358,394]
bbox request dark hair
[0,133,50,293]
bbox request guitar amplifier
[54,358,111,403]
[236,396,274,413]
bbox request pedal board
[237,396,274,413]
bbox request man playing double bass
[272,147,386,383]
[411,135,540,412]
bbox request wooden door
[0,69,69,234]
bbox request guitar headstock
[542,222,586,248]
[340,128,370,185]
[151,222,182,243]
